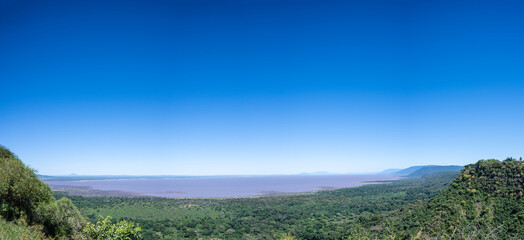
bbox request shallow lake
[45,174,399,198]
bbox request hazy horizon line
[38,164,464,177]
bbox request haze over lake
[45,175,399,198]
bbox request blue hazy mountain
[379,169,402,174]
[394,165,439,175]
[407,165,464,177]
[382,165,463,177]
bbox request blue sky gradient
[1,0,524,175]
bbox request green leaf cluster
[0,145,142,239]
[84,216,141,240]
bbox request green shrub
[84,216,141,240]
[0,145,87,239]
[0,146,53,222]
[0,216,48,240]
[35,197,86,238]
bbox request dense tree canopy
[3,144,521,239]
[84,216,141,240]
[359,158,524,239]
[0,145,54,223]
[63,172,458,239]
[0,145,142,240]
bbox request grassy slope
[0,217,48,240]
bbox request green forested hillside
[0,145,86,239]
[359,159,524,239]
[419,159,523,239]
[0,145,141,240]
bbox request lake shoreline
[45,174,400,199]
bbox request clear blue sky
[1,0,524,175]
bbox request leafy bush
[0,146,53,223]
[0,216,48,240]
[35,197,86,238]
[0,145,88,239]
[84,216,141,240]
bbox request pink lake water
[45,174,399,198]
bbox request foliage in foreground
[84,216,141,240]
[0,145,85,238]
[0,145,142,240]
[0,216,48,240]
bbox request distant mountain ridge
[381,165,464,177]
[39,165,464,181]
[368,158,524,239]
[407,165,464,177]
[379,168,401,174]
